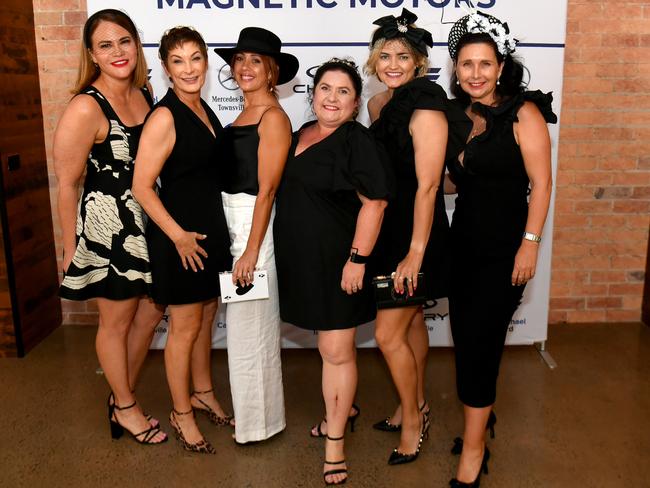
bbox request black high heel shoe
[169,408,216,454]
[373,400,429,433]
[108,400,167,444]
[108,391,159,428]
[191,388,234,426]
[310,404,361,438]
[387,411,429,465]
[451,411,496,455]
[323,435,348,486]
[449,447,490,487]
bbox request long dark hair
[450,33,525,106]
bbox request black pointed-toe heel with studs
[387,411,430,465]
[373,400,429,433]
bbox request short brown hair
[159,26,208,67]
[73,9,147,94]
[364,37,428,81]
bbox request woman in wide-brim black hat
[214,26,299,85]
[213,27,297,444]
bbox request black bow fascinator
[371,8,434,57]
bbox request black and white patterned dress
[59,86,153,301]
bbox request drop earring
[456,80,460,85]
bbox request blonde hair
[364,37,428,81]
[73,9,148,94]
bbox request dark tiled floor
[1,323,649,487]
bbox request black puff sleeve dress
[274,121,393,330]
[370,77,451,301]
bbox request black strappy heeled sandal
[310,404,360,438]
[108,400,167,444]
[323,435,348,486]
[169,408,216,454]
[191,388,234,426]
[108,391,159,428]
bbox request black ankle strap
[192,388,214,395]
[324,459,345,465]
[327,434,344,441]
[173,408,193,416]
[114,400,137,411]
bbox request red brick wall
[33,0,650,325]
[550,1,650,323]
[34,0,95,325]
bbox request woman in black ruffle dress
[445,12,556,487]
[365,9,451,465]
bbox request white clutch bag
[219,270,270,303]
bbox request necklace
[468,116,486,139]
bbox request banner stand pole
[535,341,558,370]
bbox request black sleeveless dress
[370,77,450,301]
[145,89,232,305]
[447,90,557,407]
[274,121,393,330]
[59,86,153,300]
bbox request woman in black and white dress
[54,9,166,444]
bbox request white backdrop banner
[88,0,567,348]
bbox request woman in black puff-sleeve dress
[275,59,391,486]
[445,11,556,487]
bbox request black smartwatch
[349,248,369,264]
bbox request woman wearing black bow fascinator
[365,8,452,466]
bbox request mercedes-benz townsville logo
[218,64,239,90]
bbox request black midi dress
[370,77,451,301]
[145,89,232,305]
[274,121,393,330]
[59,86,153,300]
[447,90,557,408]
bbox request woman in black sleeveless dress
[214,27,298,444]
[54,9,166,445]
[133,27,232,454]
[364,9,449,465]
[445,12,555,487]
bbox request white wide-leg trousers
[222,192,286,443]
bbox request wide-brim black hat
[214,27,299,85]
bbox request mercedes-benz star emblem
[218,64,239,90]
